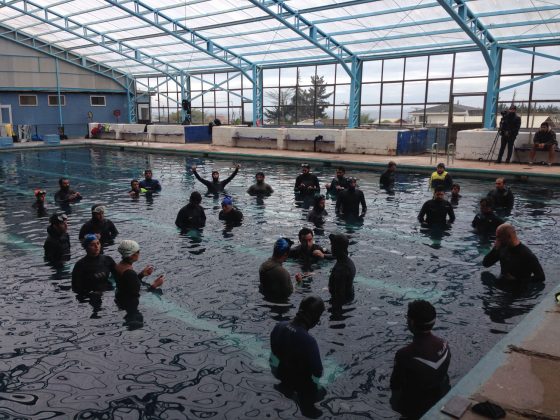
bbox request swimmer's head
[91,204,106,220]
[221,196,233,206]
[273,237,293,257]
[407,300,436,333]
[59,177,70,190]
[144,169,153,179]
[314,194,326,209]
[295,295,325,329]
[130,179,140,190]
[436,163,445,174]
[255,172,265,183]
[336,167,345,177]
[388,161,397,171]
[49,212,68,232]
[118,240,140,259]
[189,191,202,204]
[82,234,100,256]
[329,233,349,258]
[301,163,310,174]
[34,189,46,197]
[212,170,220,181]
[434,186,445,200]
[347,177,357,189]
[298,227,314,249]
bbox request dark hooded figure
[192,164,240,195]
[328,233,355,315]
[270,295,326,418]
[175,191,206,231]
[307,195,328,226]
[78,204,119,246]
[44,212,70,265]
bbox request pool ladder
[429,142,455,166]
[429,142,438,164]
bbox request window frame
[48,95,66,107]
[19,95,38,107]
[90,95,106,107]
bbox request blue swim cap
[82,233,98,248]
[222,196,233,206]
[274,237,293,254]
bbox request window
[90,96,106,106]
[19,95,37,106]
[48,95,65,106]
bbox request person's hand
[493,238,501,250]
[142,265,155,276]
[360,213,366,219]
[295,273,303,283]
[312,249,324,258]
[191,165,197,172]
[336,185,344,191]
[151,274,164,288]
[324,183,330,189]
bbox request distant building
[409,104,483,126]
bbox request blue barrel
[0,136,13,147]
[44,134,60,145]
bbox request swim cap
[190,191,202,203]
[49,212,67,224]
[329,233,349,257]
[91,204,106,214]
[347,177,357,182]
[82,233,98,249]
[118,240,140,258]
[221,196,233,206]
[274,237,293,254]
[301,163,310,169]
[296,295,325,328]
[407,300,436,331]
[34,189,46,197]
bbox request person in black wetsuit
[496,105,521,164]
[218,195,243,225]
[54,177,82,204]
[294,163,320,196]
[380,161,396,190]
[114,240,164,328]
[129,179,141,198]
[328,233,355,318]
[289,227,327,267]
[450,183,461,207]
[247,172,274,196]
[390,300,451,420]
[417,186,455,226]
[472,198,504,236]
[139,169,162,193]
[175,191,206,231]
[259,238,302,303]
[482,223,545,282]
[324,167,348,196]
[78,204,119,246]
[335,177,366,221]
[307,195,328,226]
[192,164,240,195]
[270,295,326,418]
[487,177,514,210]
[32,189,47,216]
[43,212,70,265]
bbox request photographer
[496,105,521,164]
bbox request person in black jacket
[472,198,504,236]
[496,105,521,164]
[307,195,328,226]
[390,300,451,419]
[78,204,119,246]
[54,177,82,204]
[417,186,455,226]
[294,163,320,196]
[192,164,240,195]
[218,196,243,225]
[289,227,327,268]
[324,167,348,196]
[335,177,366,220]
[43,212,70,265]
[482,223,545,283]
[380,161,396,190]
[72,234,116,294]
[328,233,355,318]
[529,122,557,166]
[487,178,514,210]
[175,191,206,231]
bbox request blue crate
[44,134,60,145]
[184,125,212,143]
[0,137,13,147]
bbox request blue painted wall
[0,92,128,138]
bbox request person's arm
[71,260,84,293]
[447,203,455,223]
[78,223,88,240]
[507,190,514,209]
[175,207,186,229]
[153,180,162,192]
[193,170,212,188]
[390,352,404,392]
[428,173,433,189]
[266,184,274,194]
[335,194,342,214]
[482,247,500,268]
[418,202,427,223]
[471,215,479,228]
[360,191,367,217]
[220,167,239,188]
[294,175,303,192]
[306,336,323,378]
[312,175,320,192]
[513,116,521,136]
[200,208,206,226]
[527,250,545,282]
[445,174,453,190]
[109,221,119,239]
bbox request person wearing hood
[380,161,397,190]
[471,198,504,236]
[328,233,355,315]
[54,177,82,204]
[72,234,116,295]
[247,172,274,195]
[139,169,162,193]
[270,295,326,418]
[307,195,328,226]
[192,164,240,195]
[335,177,367,220]
[294,163,320,196]
[259,238,302,303]
[78,204,119,246]
[43,212,71,264]
[175,191,206,231]
[218,196,243,225]
[324,167,348,195]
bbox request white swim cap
[118,240,140,258]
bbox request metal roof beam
[104,0,254,82]
[501,45,560,63]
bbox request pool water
[0,147,558,418]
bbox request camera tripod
[485,130,500,164]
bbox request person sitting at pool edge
[219,195,243,225]
[289,227,327,265]
[247,172,274,196]
[72,234,116,295]
[259,237,302,303]
[335,177,367,220]
[380,161,396,190]
[129,179,142,197]
[79,204,119,246]
[472,198,504,236]
[294,163,320,196]
[429,163,453,190]
[324,167,348,195]
[139,169,162,193]
[390,300,451,420]
[307,195,328,226]
[328,233,355,318]
[43,212,70,264]
[482,223,545,282]
[270,295,326,418]
[175,191,206,231]
[487,177,514,210]
[54,177,82,204]
[192,164,240,195]
[418,186,455,226]
[529,122,557,166]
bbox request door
[448,94,485,147]
[0,105,12,137]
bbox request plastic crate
[44,134,60,145]
[0,136,13,147]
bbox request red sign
[113,109,121,118]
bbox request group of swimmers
[35,160,546,419]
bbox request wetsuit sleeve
[428,173,434,189]
[71,260,85,292]
[109,221,119,239]
[418,202,428,223]
[526,249,545,282]
[482,247,500,268]
[267,184,274,194]
[360,191,367,215]
[506,190,514,209]
[247,185,255,195]
[471,215,479,228]
[335,193,342,214]
[306,336,323,378]
[175,206,187,229]
[312,175,320,192]
[220,167,239,188]
[513,116,521,137]
[447,203,455,223]
[78,222,88,240]
[390,351,405,391]
[445,174,453,190]
[153,180,162,192]
[193,171,212,188]
[201,208,207,225]
[294,175,302,192]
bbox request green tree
[292,75,333,122]
[264,88,295,124]
[360,112,373,124]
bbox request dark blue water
[0,147,558,418]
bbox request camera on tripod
[498,110,507,135]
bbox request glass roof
[0,0,558,78]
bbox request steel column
[348,58,363,129]
[126,76,137,123]
[252,66,263,127]
[484,45,502,129]
[55,58,63,128]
